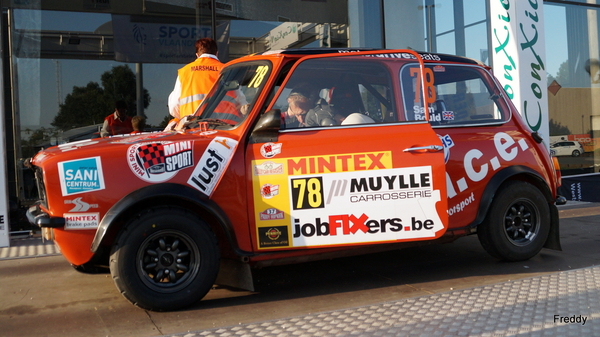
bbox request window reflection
[545,2,600,175]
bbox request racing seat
[329,84,365,118]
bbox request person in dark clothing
[101,100,133,137]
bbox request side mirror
[249,109,281,143]
[224,80,240,91]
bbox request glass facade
[544,1,600,175]
[2,0,600,229]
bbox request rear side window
[400,64,508,126]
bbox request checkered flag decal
[137,143,165,170]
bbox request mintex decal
[260,142,282,158]
[58,157,105,196]
[128,141,193,182]
[64,213,100,230]
[187,137,238,196]
[252,151,445,249]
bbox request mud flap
[215,258,255,291]
[543,203,562,251]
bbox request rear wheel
[110,206,219,311]
[477,181,550,261]
[572,150,581,157]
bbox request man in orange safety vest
[168,38,224,120]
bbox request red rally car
[27,48,565,311]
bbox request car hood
[31,130,239,168]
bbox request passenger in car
[305,85,357,126]
[283,86,314,128]
[304,99,339,126]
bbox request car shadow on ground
[187,210,597,312]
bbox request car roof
[257,48,484,66]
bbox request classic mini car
[27,48,565,311]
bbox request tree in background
[158,114,173,129]
[553,61,571,87]
[52,65,151,131]
[21,127,58,158]
[51,82,108,130]
[549,118,571,136]
[102,65,151,114]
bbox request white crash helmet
[341,113,375,125]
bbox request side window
[274,58,396,129]
[400,64,508,126]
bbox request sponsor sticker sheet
[252,149,444,249]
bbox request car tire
[110,206,219,311]
[572,150,581,157]
[477,181,550,262]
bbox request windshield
[197,61,272,126]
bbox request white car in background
[550,141,584,157]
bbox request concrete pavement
[1,201,600,336]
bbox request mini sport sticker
[127,141,194,183]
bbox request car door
[245,55,448,252]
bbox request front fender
[90,183,238,253]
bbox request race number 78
[410,67,436,104]
[291,177,324,210]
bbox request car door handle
[403,145,444,152]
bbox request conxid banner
[490,0,549,147]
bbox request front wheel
[477,181,550,261]
[110,206,219,311]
